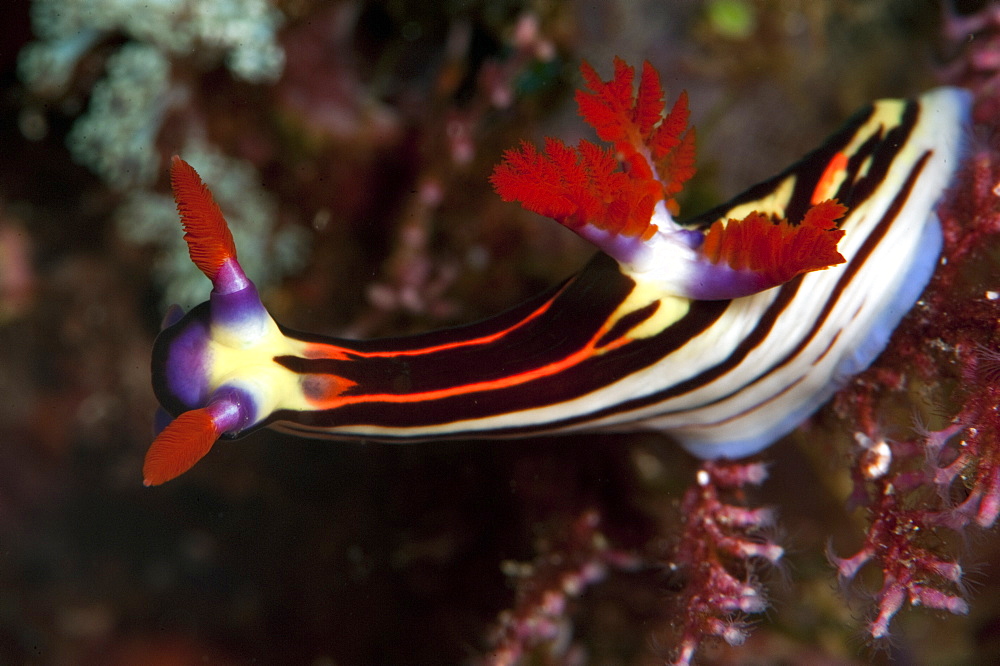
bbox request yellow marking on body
[857,155,873,181]
[718,176,796,224]
[629,294,690,340]
[842,100,906,158]
[605,277,692,343]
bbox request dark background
[1,1,997,663]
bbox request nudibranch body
[144,59,969,485]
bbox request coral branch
[829,160,1000,635]
[482,510,640,665]
[821,13,1000,639]
[828,470,970,639]
[664,461,782,665]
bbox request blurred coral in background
[2,0,1000,664]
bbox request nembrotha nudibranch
[144,58,970,486]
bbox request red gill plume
[701,199,847,285]
[491,59,696,240]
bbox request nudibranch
[144,58,970,486]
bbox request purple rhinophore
[213,258,252,295]
[210,282,270,329]
[209,258,271,332]
[206,386,257,436]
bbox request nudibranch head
[145,157,290,485]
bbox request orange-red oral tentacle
[143,407,223,486]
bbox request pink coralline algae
[820,4,1000,643]
[483,510,641,666]
[664,461,783,666]
[829,128,1000,643]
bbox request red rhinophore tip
[143,407,222,486]
[169,155,237,282]
[702,199,847,285]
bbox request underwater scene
[2,1,1000,664]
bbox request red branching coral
[482,510,640,665]
[826,9,1000,637]
[477,465,786,663]
[664,461,783,665]
[827,432,971,639]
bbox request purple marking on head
[164,316,212,408]
[153,407,173,435]
[206,386,257,436]
[160,303,185,330]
